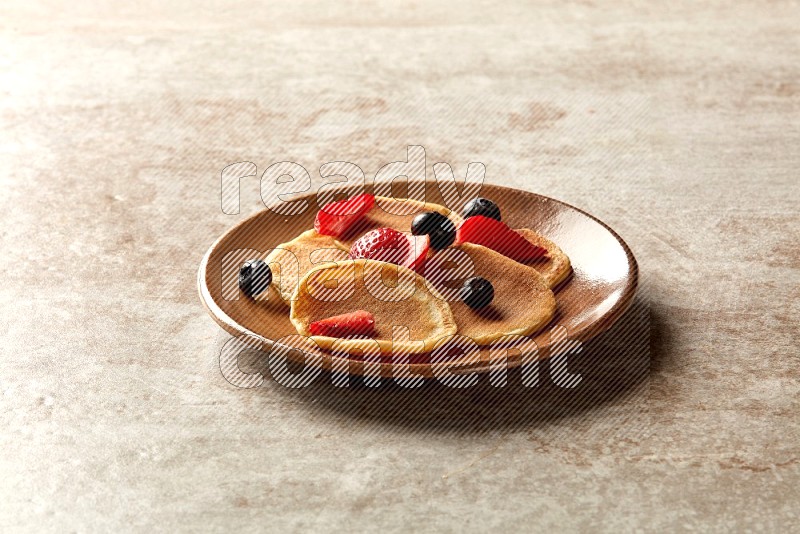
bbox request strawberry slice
[348,227,430,273]
[314,193,375,237]
[405,233,430,273]
[309,310,375,338]
[455,216,547,262]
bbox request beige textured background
[2,0,799,531]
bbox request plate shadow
[254,292,659,434]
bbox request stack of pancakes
[263,197,572,357]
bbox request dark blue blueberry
[462,197,501,221]
[239,259,272,297]
[461,277,494,309]
[411,211,456,250]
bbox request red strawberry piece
[309,310,375,338]
[348,227,430,273]
[314,193,375,237]
[405,233,430,273]
[455,216,547,262]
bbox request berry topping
[349,227,409,262]
[314,193,375,237]
[461,277,494,309]
[348,227,430,273]
[462,197,501,221]
[410,211,456,250]
[455,216,547,262]
[238,259,272,297]
[309,310,376,338]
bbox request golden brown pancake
[264,229,349,303]
[424,243,556,345]
[516,229,572,288]
[290,259,457,354]
[334,196,463,250]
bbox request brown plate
[198,182,638,378]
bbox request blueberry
[461,277,494,309]
[462,197,501,221]
[411,211,456,250]
[239,259,272,297]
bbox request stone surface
[1,0,798,531]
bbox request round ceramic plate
[198,182,638,378]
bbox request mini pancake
[290,259,457,355]
[516,228,572,288]
[264,229,349,304]
[334,196,463,250]
[425,243,556,345]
